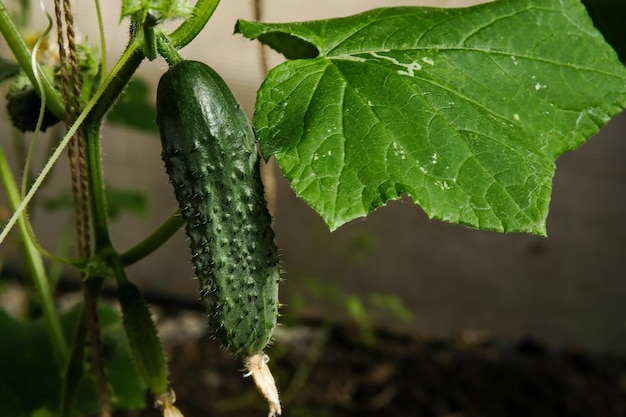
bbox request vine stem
[119,210,185,266]
[0,146,68,367]
[1,2,224,415]
[0,0,221,247]
[59,277,104,417]
[93,0,107,74]
[156,32,183,66]
[0,36,143,246]
[168,0,221,49]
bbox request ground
[119,307,626,417]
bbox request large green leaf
[237,0,626,234]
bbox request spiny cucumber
[118,281,168,395]
[156,60,280,358]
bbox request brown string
[53,1,90,259]
[53,0,82,253]
[53,2,108,417]
[62,0,91,259]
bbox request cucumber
[118,281,169,395]
[156,60,280,357]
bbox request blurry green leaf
[0,303,145,416]
[42,185,148,220]
[121,0,193,23]
[0,376,25,417]
[75,303,146,414]
[107,79,158,133]
[238,0,626,234]
[41,193,74,212]
[105,186,149,220]
[30,408,56,417]
[368,294,413,324]
[344,232,375,263]
[345,296,367,324]
[0,309,61,415]
[77,42,103,104]
[0,57,20,82]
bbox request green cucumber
[156,60,280,357]
[118,281,169,395]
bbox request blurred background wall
[1,0,625,354]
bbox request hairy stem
[168,0,221,49]
[0,36,143,245]
[93,0,107,74]
[0,146,68,367]
[84,276,110,417]
[58,275,105,417]
[119,210,185,266]
[83,36,144,135]
[156,32,183,66]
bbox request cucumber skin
[156,60,280,357]
[118,281,168,395]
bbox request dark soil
[120,310,626,417]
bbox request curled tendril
[22,0,54,195]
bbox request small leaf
[238,0,626,234]
[107,79,158,133]
[121,0,193,23]
[42,185,148,220]
[104,186,149,220]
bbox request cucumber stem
[156,32,183,67]
[143,23,158,60]
[142,13,158,61]
[119,210,185,266]
[167,0,221,49]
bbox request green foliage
[103,186,149,219]
[237,0,626,234]
[287,276,413,345]
[1,0,626,415]
[0,304,145,416]
[107,79,158,133]
[121,0,193,23]
[0,57,20,82]
[42,185,148,221]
